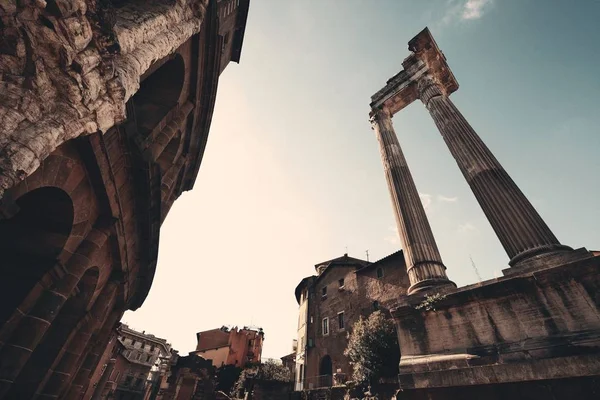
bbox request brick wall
[302,252,409,386]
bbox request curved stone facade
[0,0,250,398]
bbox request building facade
[293,252,410,390]
[195,326,264,368]
[0,0,250,398]
[87,324,172,400]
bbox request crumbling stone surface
[0,0,208,198]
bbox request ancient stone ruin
[0,0,249,398]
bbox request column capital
[369,108,392,126]
[416,75,445,108]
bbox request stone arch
[7,267,100,398]
[132,54,186,138]
[4,142,100,263]
[0,187,74,326]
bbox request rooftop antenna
[366,250,370,261]
[469,254,482,283]
[345,245,348,255]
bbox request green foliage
[230,360,291,397]
[414,293,447,311]
[343,311,400,385]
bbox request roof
[294,253,371,304]
[314,253,370,273]
[196,328,230,351]
[355,250,404,274]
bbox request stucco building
[86,324,172,400]
[194,325,264,368]
[0,0,250,398]
[293,251,409,390]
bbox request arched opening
[319,355,332,387]
[9,267,99,398]
[0,187,73,325]
[157,134,182,173]
[131,55,185,138]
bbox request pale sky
[123,0,600,359]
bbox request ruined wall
[0,0,209,198]
[392,255,600,392]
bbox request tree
[344,311,400,385]
[215,364,242,394]
[231,360,291,397]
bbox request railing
[300,374,332,390]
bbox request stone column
[417,75,572,267]
[370,108,455,294]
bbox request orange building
[194,326,264,368]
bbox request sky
[123,0,600,359]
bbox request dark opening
[0,187,73,325]
[319,355,332,387]
[131,55,185,138]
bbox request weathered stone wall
[392,255,600,391]
[0,0,208,198]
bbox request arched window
[131,55,185,138]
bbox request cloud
[419,193,433,210]
[437,195,458,203]
[457,222,477,233]
[440,0,493,27]
[462,0,493,20]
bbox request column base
[407,277,456,295]
[504,246,592,276]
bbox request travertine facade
[0,0,250,398]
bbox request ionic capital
[416,75,445,108]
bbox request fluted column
[370,108,455,294]
[417,75,572,267]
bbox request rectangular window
[124,375,133,386]
[322,318,329,336]
[338,278,344,288]
[376,267,384,279]
[321,286,327,299]
[338,312,345,330]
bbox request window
[124,375,133,386]
[321,286,327,299]
[135,377,144,389]
[376,267,384,279]
[248,339,255,347]
[338,278,344,289]
[338,312,345,330]
[308,338,313,347]
[322,318,329,336]
[310,315,313,324]
[373,301,380,311]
